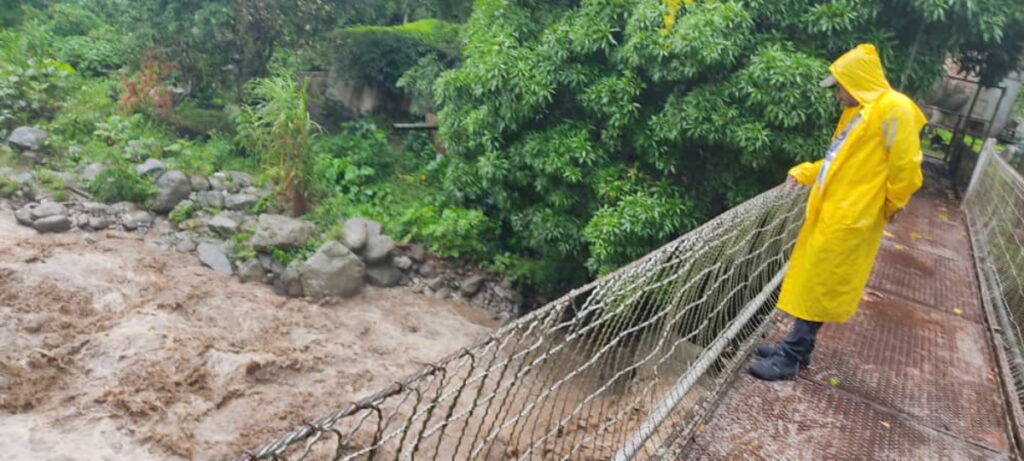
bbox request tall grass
[236,74,319,215]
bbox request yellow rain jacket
[777,44,926,323]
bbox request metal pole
[949,83,985,194]
[612,264,789,461]
[965,140,996,200]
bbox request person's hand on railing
[785,175,800,189]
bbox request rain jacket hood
[830,44,891,108]
[777,44,925,323]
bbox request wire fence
[240,185,808,461]
[963,140,1024,441]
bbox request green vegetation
[269,238,322,265]
[433,0,1024,293]
[169,201,198,226]
[230,232,257,262]
[332,19,461,94]
[88,166,155,203]
[0,176,20,197]
[34,168,68,201]
[236,74,317,215]
[0,0,1019,299]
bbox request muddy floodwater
[0,203,495,460]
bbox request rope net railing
[963,141,1024,435]
[240,185,808,461]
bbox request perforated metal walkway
[676,176,1017,460]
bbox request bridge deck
[677,176,1017,460]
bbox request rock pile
[4,133,523,321]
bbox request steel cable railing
[963,140,1024,443]
[240,184,808,461]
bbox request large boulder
[279,261,305,297]
[225,193,258,210]
[30,202,65,220]
[81,202,112,216]
[258,253,286,277]
[197,242,233,275]
[1,166,33,187]
[341,218,382,251]
[459,275,486,297]
[121,210,154,231]
[418,263,438,278]
[19,150,40,165]
[33,215,71,233]
[408,243,427,262]
[194,190,226,209]
[362,235,395,264]
[226,171,255,188]
[208,172,240,193]
[135,158,166,177]
[393,256,413,271]
[151,170,192,213]
[299,241,365,298]
[250,214,317,250]
[190,174,211,191]
[110,201,137,215]
[366,264,402,288]
[14,205,33,226]
[7,127,48,151]
[237,258,265,283]
[207,212,240,236]
[87,215,113,231]
[176,236,197,253]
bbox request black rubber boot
[748,353,801,381]
[754,344,811,368]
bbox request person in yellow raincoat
[749,44,926,381]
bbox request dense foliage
[76,0,473,98]
[0,0,1020,299]
[435,0,1024,292]
[331,19,461,94]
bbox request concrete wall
[298,71,409,127]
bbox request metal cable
[239,185,807,460]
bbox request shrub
[308,123,392,200]
[0,57,76,137]
[159,100,235,136]
[55,27,131,76]
[88,166,155,204]
[45,77,120,146]
[119,52,174,115]
[414,206,498,259]
[163,137,250,177]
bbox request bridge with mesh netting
[238,143,1024,461]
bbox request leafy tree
[436,0,1024,294]
[80,0,471,98]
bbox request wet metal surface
[681,378,1007,461]
[676,177,1013,460]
